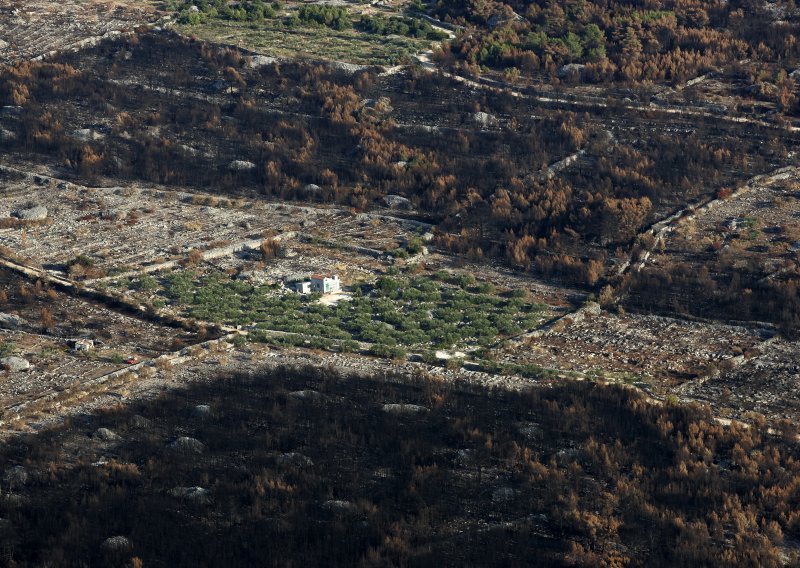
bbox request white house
[71,338,94,352]
[293,281,312,294]
[310,274,340,294]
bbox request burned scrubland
[0,30,789,296]
[1,7,800,567]
[620,169,800,334]
[0,365,799,566]
[431,0,800,101]
[0,0,158,66]
[0,25,798,432]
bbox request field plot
[658,169,800,276]
[0,0,158,65]
[203,239,384,284]
[422,256,583,310]
[0,175,420,279]
[0,269,199,416]
[0,330,115,402]
[652,75,753,115]
[177,20,425,67]
[0,271,195,350]
[494,308,768,389]
[171,0,439,67]
[624,167,800,329]
[679,338,800,422]
[0,182,274,276]
[111,255,554,354]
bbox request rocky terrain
[2,1,800,565]
[0,10,797,431]
[0,0,158,65]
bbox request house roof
[310,274,337,280]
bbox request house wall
[310,277,339,294]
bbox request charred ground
[1,366,799,567]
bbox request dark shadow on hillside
[0,365,797,566]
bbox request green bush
[405,237,424,254]
[357,15,446,40]
[455,274,476,289]
[420,350,439,365]
[338,340,360,353]
[297,5,350,30]
[108,352,126,365]
[66,254,94,269]
[176,0,276,24]
[136,274,158,291]
[370,343,406,360]
[477,358,501,373]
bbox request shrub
[108,352,126,365]
[66,254,94,269]
[184,248,204,266]
[260,238,281,260]
[338,339,360,353]
[297,5,350,30]
[420,350,439,365]
[136,274,158,291]
[369,343,405,359]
